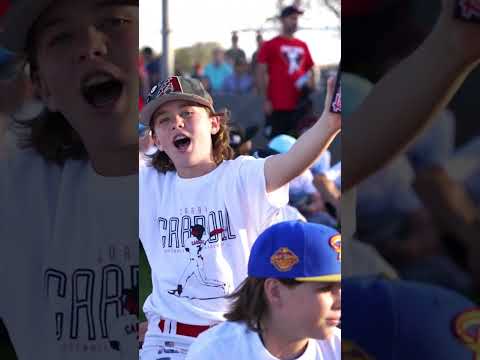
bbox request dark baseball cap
[140,76,215,126]
[248,221,341,282]
[342,276,478,360]
[229,124,258,149]
[280,5,304,18]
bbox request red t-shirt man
[257,36,314,111]
[256,5,315,138]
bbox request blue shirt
[204,62,233,92]
[222,73,253,94]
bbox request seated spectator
[222,58,254,95]
[229,123,258,157]
[204,47,232,93]
[140,46,161,89]
[267,134,336,226]
[313,161,341,219]
[190,62,210,92]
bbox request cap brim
[140,93,215,126]
[295,274,341,282]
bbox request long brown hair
[14,22,88,165]
[12,1,140,164]
[225,277,301,332]
[149,106,234,173]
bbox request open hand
[319,76,341,134]
[435,0,480,65]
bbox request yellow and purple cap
[248,221,341,282]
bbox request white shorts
[139,315,203,360]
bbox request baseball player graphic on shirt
[168,224,228,299]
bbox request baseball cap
[0,0,138,53]
[268,134,296,154]
[248,221,341,282]
[229,124,258,149]
[342,276,479,360]
[280,5,304,18]
[140,76,215,126]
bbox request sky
[139,0,340,66]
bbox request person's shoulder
[292,36,309,46]
[139,164,169,183]
[201,320,247,339]
[232,155,264,168]
[188,321,249,357]
[315,327,341,357]
[268,35,282,42]
[220,155,257,165]
[3,144,79,179]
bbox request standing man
[225,31,247,67]
[257,5,315,139]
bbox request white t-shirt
[185,321,341,360]
[139,156,288,325]
[0,138,138,360]
[325,162,341,189]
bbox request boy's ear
[32,72,58,112]
[152,131,164,152]
[210,115,221,135]
[264,279,284,308]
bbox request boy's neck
[89,145,138,176]
[176,161,218,179]
[259,317,309,360]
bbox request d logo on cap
[453,308,480,359]
[329,235,341,261]
[270,247,299,272]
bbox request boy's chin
[311,327,335,341]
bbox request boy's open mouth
[173,134,191,151]
[81,71,124,108]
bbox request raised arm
[343,0,480,190]
[264,78,341,193]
